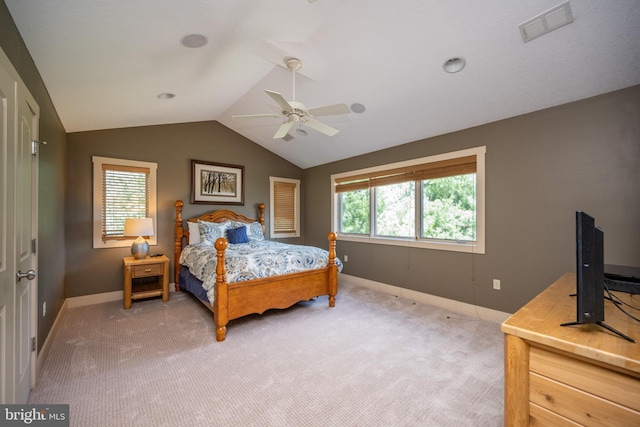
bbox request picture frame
[191,159,244,205]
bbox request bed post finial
[174,200,185,290]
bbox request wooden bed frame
[174,200,338,342]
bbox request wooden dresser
[501,273,640,426]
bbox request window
[269,176,300,238]
[332,147,485,253]
[93,156,157,249]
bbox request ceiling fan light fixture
[443,57,466,73]
[157,92,175,100]
[296,128,308,136]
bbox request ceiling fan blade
[307,103,350,117]
[232,113,281,119]
[304,118,339,136]
[265,90,292,111]
[273,121,294,139]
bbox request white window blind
[102,164,150,240]
[92,156,157,249]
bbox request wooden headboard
[173,200,266,285]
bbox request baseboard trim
[66,283,177,309]
[36,297,68,380]
[340,274,511,324]
[66,290,122,308]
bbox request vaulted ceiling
[6,1,640,168]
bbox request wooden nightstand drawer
[131,263,163,278]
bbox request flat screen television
[561,211,634,342]
[575,211,604,324]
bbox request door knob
[16,269,37,281]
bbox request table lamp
[124,218,154,259]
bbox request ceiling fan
[233,58,350,139]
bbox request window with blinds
[269,177,300,238]
[334,155,476,193]
[102,164,150,240]
[331,146,486,254]
[92,156,158,249]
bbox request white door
[0,46,17,405]
[15,84,39,404]
[0,47,39,404]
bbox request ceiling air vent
[519,1,574,43]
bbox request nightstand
[123,255,170,309]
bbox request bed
[174,200,340,341]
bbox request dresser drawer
[530,372,640,426]
[530,346,640,412]
[131,263,163,278]
[529,346,640,426]
[529,402,580,427]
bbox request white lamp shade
[124,218,154,237]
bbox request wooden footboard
[174,200,338,342]
[213,232,338,341]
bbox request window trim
[269,176,300,239]
[92,156,158,249]
[331,146,485,254]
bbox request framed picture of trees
[191,160,244,205]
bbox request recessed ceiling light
[350,103,366,114]
[181,34,208,48]
[443,57,466,73]
[157,92,175,100]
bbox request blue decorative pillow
[227,225,250,244]
[198,219,231,244]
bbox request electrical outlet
[493,279,501,290]
[43,301,46,317]
[344,255,348,262]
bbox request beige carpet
[29,283,504,426]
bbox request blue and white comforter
[179,240,342,304]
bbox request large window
[332,147,485,253]
[269,176,300,238]
[93,156,157,249]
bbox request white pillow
[187,221,200,244]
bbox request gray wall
[66,121,303,297]
[303,85,640,314]
[1,2,67,350]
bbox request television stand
[560,320,635,343]
[502,273,640,426]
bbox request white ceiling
[6,1,640,168]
